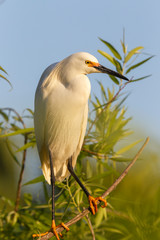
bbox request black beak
[94,64,129,81]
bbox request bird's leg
[32,150,69,239]
[67,157,107,215]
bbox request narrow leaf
[0,127,34,138]
[125,46,144,63]
[126,56,153,74]
[98,50,116,66]
[113,58,122,72]
[26,108,34,115]
[23,175,45,186]
[5,139,20,166]
[111,157,132,162]
[0,110,9,121]
[116,139,143,155]
[120,40,126,54]
[109,75,119,85]
[95,207,105,228]
[43,182,49,202]
[0,74,12,89]
[16,141,35,152]
[130,74,151,82]
[0,66,8,74]
[99,38,122,60]
[98,81,108,102]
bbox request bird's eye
[85,60,91,64]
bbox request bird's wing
[34,63,89,183]
[34,63,58,183]
[71,103,88,170]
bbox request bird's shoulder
[39,62,58,87]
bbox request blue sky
[0,0,159,143]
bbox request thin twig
[14,134,28,212]
[39,137,149,240]
[85,210,96,240]
[82,147,108,159]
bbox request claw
[57,222,70,232]
[51,220,61,240]
[32,220,69,240]
[88,195,107,215]
[32,231,49,238]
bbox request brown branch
[14,134,28,212]
[81,147,108,159]
[39,137,149,240]
[86,214,96,240]
[85,210,95,240]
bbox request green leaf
[86,170,114,183]
[43,182,49,202]
[96,234,108,240]
[94,95,101,106]
[0,74,12,89]
[109,75,119,85]
[99,38,122,60]
[16,141,35,152]
[0,66,8,75]
[130,74,151,82]
[113,58,122,72]
[98,81,108,102]
[115,94,130,110]
[126,56,153,74]
[0,110,9,121]
[23,175,45,186]
[120,40,127,54]
[26,108,34,115]
[116,139,143,155]
[0,127,34,138]
[95,207,105,228]
[124,46,144,63]
[5,139,20,166]
[111,157,132,162]
[6,211,19,225]
[23,193,32,206]
[98,50,116,66]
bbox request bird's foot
[32,220,69,240]
[88,195,107,215]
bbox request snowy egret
[33,52,128,239]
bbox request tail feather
[39,144,78,184]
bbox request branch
[81,147,108,159]
[85,210,95,240]
[14,134,28,212]
[39,137,149,240]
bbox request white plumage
[34,52,128,184]
[34,52,99,183]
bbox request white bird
[33,52,128,239]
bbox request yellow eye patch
[85,60,91,64]
[85,60,100,67]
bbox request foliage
[98,31,153,84]
[0,34,158,240]
[0,66,12,89]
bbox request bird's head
[64,52,128,81]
